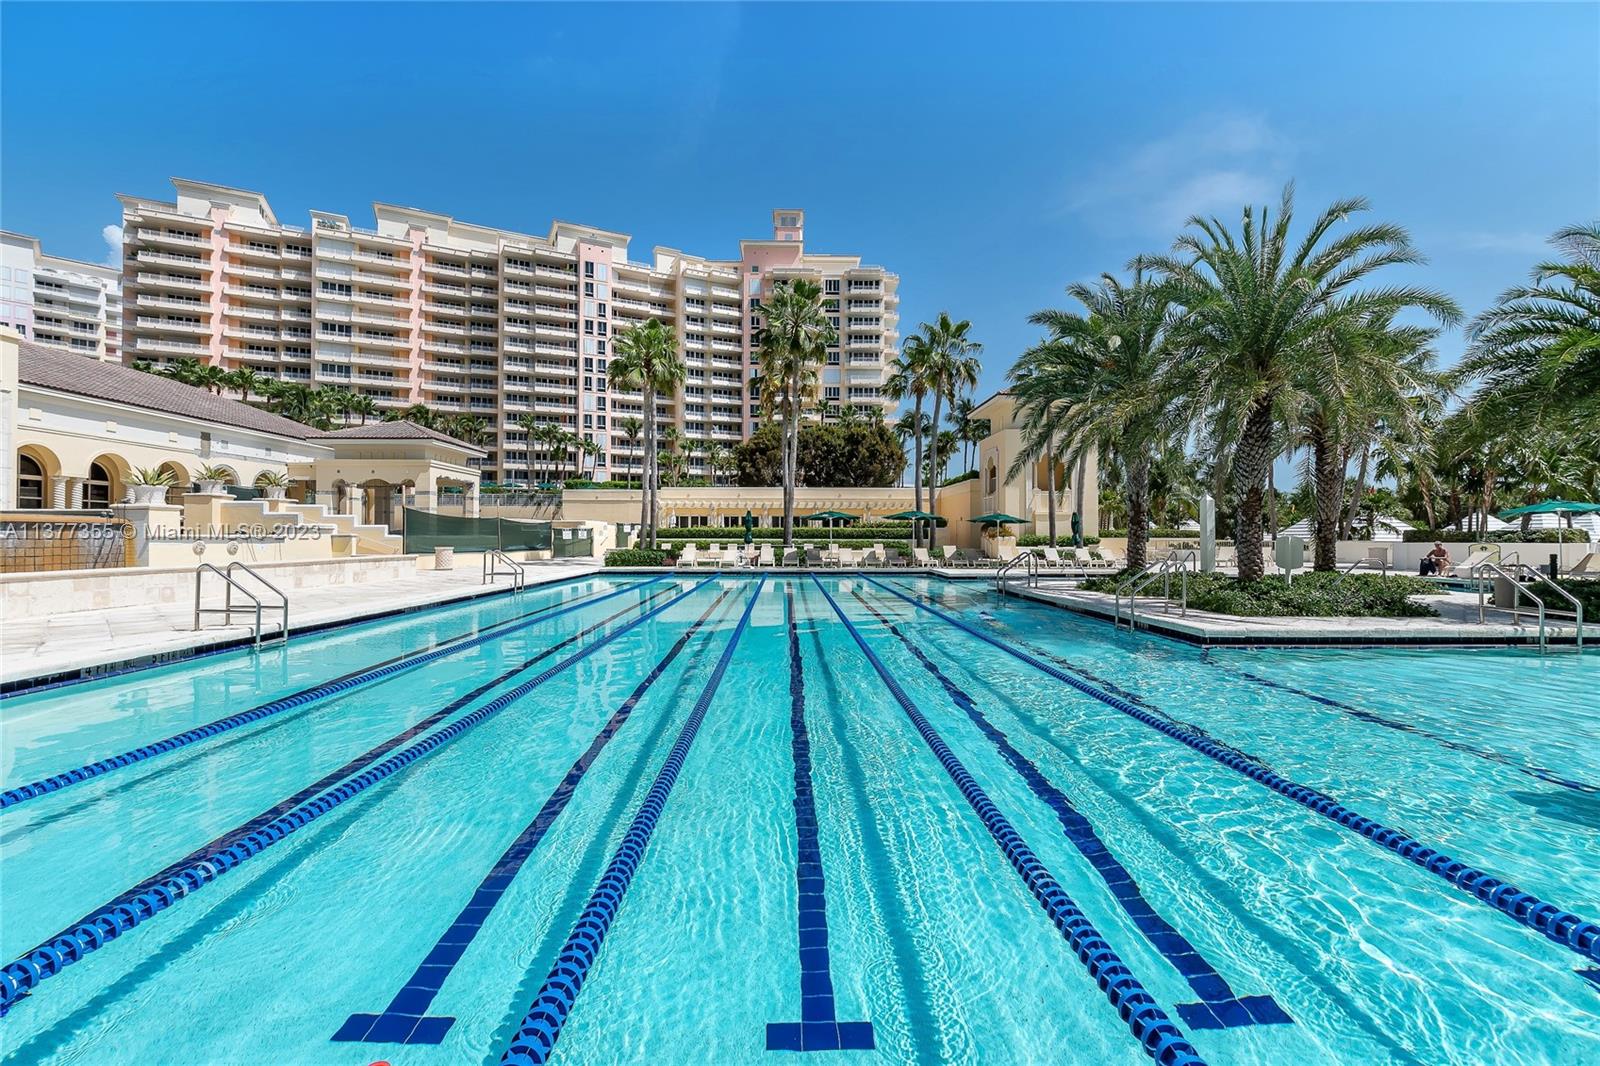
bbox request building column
[50,476,71,509]
[348,486,366,523]
[465,484,480,518]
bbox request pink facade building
[119,180,899,483]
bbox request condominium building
[0,232,123,362]
[118,180,899,483]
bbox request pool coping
[0,569,598,699]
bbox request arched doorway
[17,454,45,509]
[361,479,396,530]
[158,461,191,505]
[85,461,114,508]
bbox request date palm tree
[618,415,643,488]
[756,279,834,545]
[347,393,379,425]
[224,367,268,405]
[610,318,684,547]
[919,313,982,551]
[1009,262,1179,570]
[893,410,929,488]
[1151,184,1459,580]
[887,336,933,529]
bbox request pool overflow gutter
[499,576,768,1066]
[0,577,672,812]
[862,575,1600,970]
[810,576,1207,1066]
[0,576,720,1016]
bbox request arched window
[986,461,998,494]
[17,454,44,509]
[85,462,112,508]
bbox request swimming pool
[2,573,1596,1065]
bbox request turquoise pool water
[1,574,1596,1065]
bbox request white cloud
[1452,230,1552,256]
[101,224,122,267]
[1067,115,1296,234]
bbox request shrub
[940,470,978,487]
[1402,528,1589,544]
[1017,533,1101,547]
[604,548,668,567]
[1080,570,1441,618]
[129,466,177,487]
[1552,578,1600,618]
[1099,527,1196,540]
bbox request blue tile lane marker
[333,585,739,1046]
[860,575,1600,969]
[847,589,1289,1033]
[1205,658,1598,794]
[765,585,875,1053]
[498,576,768,1066]
[0,576,721,1016]
[0,577,671,812]
[810,577,1206,1066]
[7,585,684,991]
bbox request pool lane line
[860,575,1600,969]
[1202,658,1598,794]
[0,577,670,813]
[333,584,740,1046]
[4,585,683,845]
[498,577,768,1066]
[5,585,685,988]
[0,575,722,1016]
[811,578,1206,1066]
[847,589,1288,1033]
[765,585,876,1053]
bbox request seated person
[1419,541,1452,575]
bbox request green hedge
[940,470,978,487]
[1099,527,1197,540]
[1081,570,1441,617]
[1402,528,1590,544]
[604,548,668,567]
[1017,533,1101,547]
[1552,578,1600,618]
[659,539,915,555]
[654,522,940,538]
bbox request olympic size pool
[2,574,1597,1066]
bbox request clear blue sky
[3,2,1596,406]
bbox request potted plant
[195,464,232,495]
[128,466,177,505]
[254,469,290,500]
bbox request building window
[17,454,44,508]
[749,264,759,273]
[85,461,113,508]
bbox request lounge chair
[695,543,719,568]
[1566,552,1598,578]
[1039,547,1074,572]
[912,547,934,568]
[961,548,996,568]
[804,548,824,568]
[1446,544,1500,578]
[781,546,800,567]
[757,544,775,567]
[883,548,905,567]
[676,543,698,569]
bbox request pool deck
[1,559,602,693]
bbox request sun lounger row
[669,543,1127,570]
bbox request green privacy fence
[402,508,556,554]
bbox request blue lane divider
[860,575,1600,968]
[499,576,768,1066]
[0,576,720,1016]
[1205,658,1598,794]
[812,577,1205,1066]
[8,586,681,985]
[848,589,1288,1033]
[0,578,668,812]
[333,585,739,1046]
[766,584,875,1053]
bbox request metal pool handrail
[193,561,287,648]
[994,549,1039,596]
[1115,550,1196,630]
[1474,559,1584,653]
[483,548,527,593]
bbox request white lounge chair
[695,543,719,568]
[757,544,775,567]
[1567,552,1598,577]
[961,548,996,568]
[912,547,934,568]
[1039,547,1074,572]
[676,543,698,569]
[1446,544,1499,578]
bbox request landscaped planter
[131,485,169,505]
[195,480,227,495]
[261,487,288,500]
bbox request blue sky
[3,2,1596,410]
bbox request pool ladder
[994,550,1040,597]
[483,548,527,593]
[1471,559,1584,653]
[1114,550,1196,630]
[194,562,289,649]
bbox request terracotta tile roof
[16,339,317,442]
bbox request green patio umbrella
[885,509,938,521]
[803,510,857,545]
[970,512,1027,526]
[741,509,755,546]
[1496,499,1600,541]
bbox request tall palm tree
[756,279,834,545]
[347,393,379,425]
[1009,263,1179,570]
[892,410,929,488]
[392,402,440,431]
[949,394,977,475]
[1151,184,1459,580]
[190,362,230,395]
[610,318,684,547]
[618,415,643,488]
[919,313,982,551]
[224,367,267,405]
[886,336,933,526]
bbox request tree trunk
[1046,435,1057,545]
[642,388,655,547]
[927,392,944,552]
[1231,401,1275,582]
[911,394,925,544]
[1126,458,1151,571]
[1073,451,1088,546]
[1342,439,1371,539]
[1310,422,1341,571]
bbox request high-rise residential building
[118,180,899,483]
[0,232,123,362]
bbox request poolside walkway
[2,558,603,691]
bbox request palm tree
[448,414,491,449]
[347,393,379,425]
[919,313,982,551]
[392,403,440,430]
[191,363,230,395]
[950,394,978,474]
[224,367,267,404]
[886,337,932,527]
[618,415,643,488]
[1151,184,1459,580]
[610,318,684,547]
[893,410,930,489]
[1009,263,1179,570]
[756,279,834,545]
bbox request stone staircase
[216,499,404,556]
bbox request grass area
[1080,570,1444,618]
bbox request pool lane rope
[0,575,720,1016]
[811,577,1206,1066]
[0,578,670,812]
[499,576,767,1066]
[861,575,1600,968]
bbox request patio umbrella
[1497,499,1600,540]
[970,512,1027,526]
[885,509,938,521]
[741,509,755,546]
[803,510,857,545]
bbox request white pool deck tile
[2,560,602,688]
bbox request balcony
[535,265,577,280]
[223,261,278,280]
[354,332,409,350]
[135,272,207,291]
[138,250,210,271]
[136,227,207,249]
[134,337,208,355]
[227,305,279,321]
[136,293,206,312]
[534,285,577,300]
[135,316,207,333]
